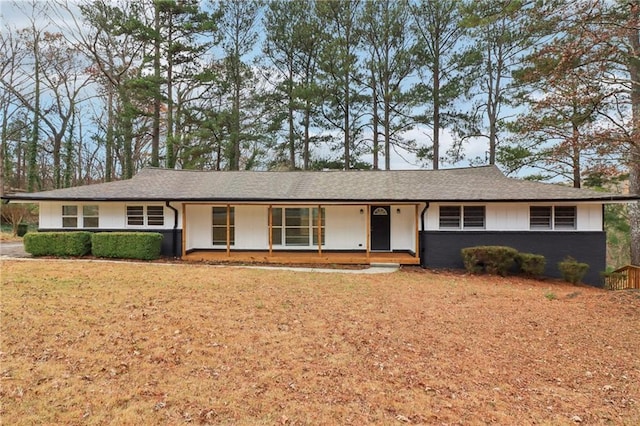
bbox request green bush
[516,252,547,277]
[91,232,163,260]
[23,232,92,257]
[461,246,518,276]
[558,256,589,284]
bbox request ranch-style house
[4,165,638,286]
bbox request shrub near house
[91,232,163,260]
[23,232,92,257]
[23,231,163,260]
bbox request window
[530,206,552,229]
[554,206,576,229]
[529,206,576,230]
[439,206,485,229]
[463,206,485,229]
[127,206,145,226]
[147,206,164,226]
[285,208,309,246]
[127,205,164,227]
[62,205,78,228]
[439,206,461,228]
[270,207,325,247]
[212,206,234,246]
[83,205,99,228]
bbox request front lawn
[1,260,639,424]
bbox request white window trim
[529,205,577,231]
[271,207,325,247]
[212,206,235,247]
[126,204,165,228]
[438,205,486,230]
[62,204,99,228]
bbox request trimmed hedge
[516,252,546,277]
[558,256,589,284]
[91,232,163,260]
[461,246,518,276]
[23,231,92,257]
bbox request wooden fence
[605,265,640,290]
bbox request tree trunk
[433,59,440,171]
[344,78,350,170]
[303,103,311,170]
[151,3,160,167]
[288,63,296,170]
[27,33,40,192]
[105,87,114,182]
[628,1,640,265]
[371,65,379,170]
[166,11,176,169]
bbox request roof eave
[3,195,638,203]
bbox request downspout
[166,201,179,258]
[420,202,430,268]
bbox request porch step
[370,262,400,268]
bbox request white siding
[391,205,415,251]
[39,201,179,231]
[325,205,367,250]
[185,204,212,250]
[235,205,268,249]
[577,204,602,231]
[427,202,603,231]
[486,203,529,231]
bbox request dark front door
[370,206,391,251]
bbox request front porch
[183,250,420,265]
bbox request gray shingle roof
[3,166,637,203]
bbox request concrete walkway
[0,241,399,274]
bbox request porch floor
[183,250,420,266]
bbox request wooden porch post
[268,205,273,255]
[317,204,322,256]
[226,204,230,256]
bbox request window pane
[128,217,144,226]
[83,205,98,216]
[127,206,144,226]
[62,217,77,228]
[212,227,227,245]
[554,206,576,229]
[285,208,309,227]
[271,227,282,245]
[62,205,77,216]
[530,206,552,229]
[147,206,164,226]
[127,206,143,216]
[285,227,309,246]
[212,207,227,226]
[272,208,282,227]
[463,206,485,228]
[83,218,99,228]
[439,206,461,228]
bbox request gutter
[420,202,430,268]
[165,201,179,258]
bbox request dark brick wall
[420,231,607,286]
[39,228,183,258]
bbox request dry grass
[1,260,639,425]
[0,231,21,242]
